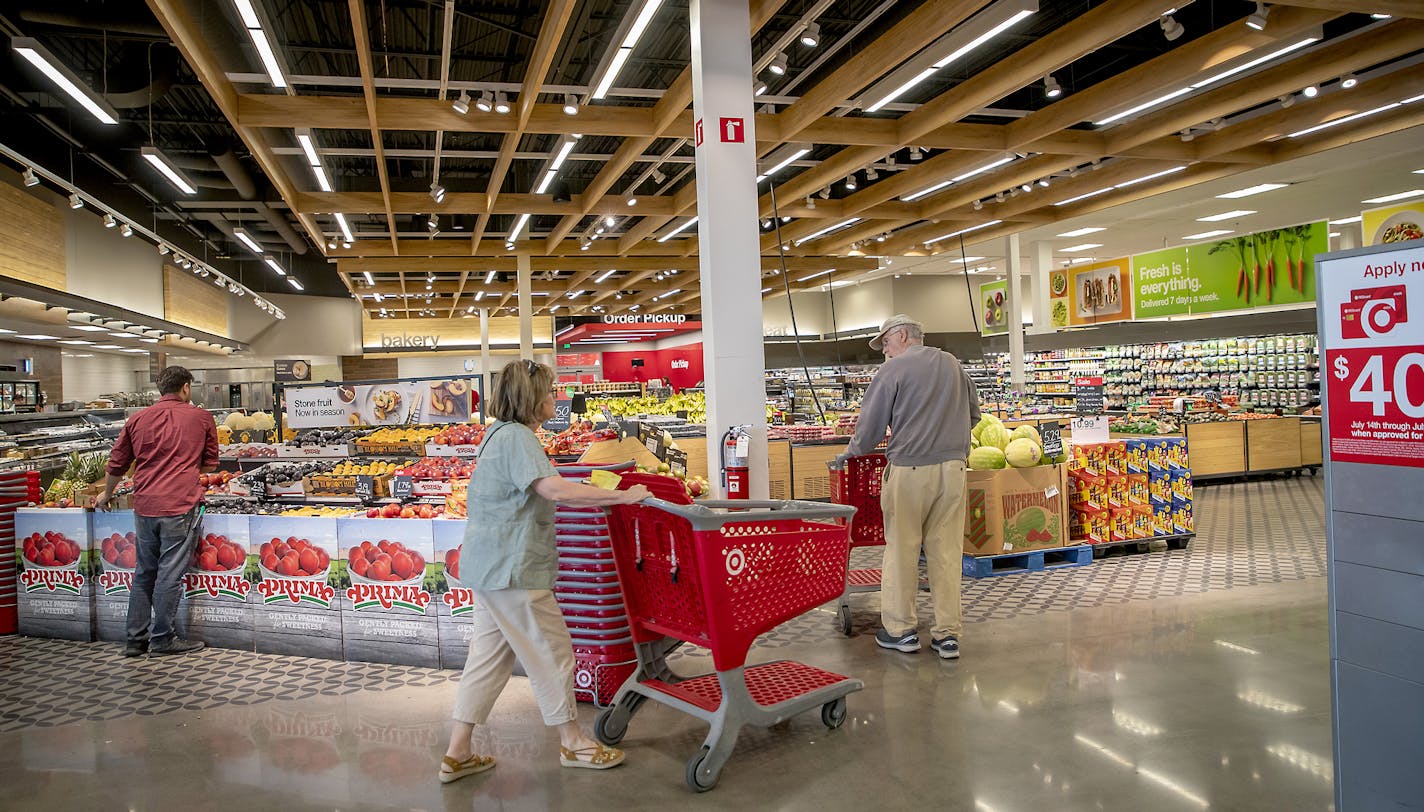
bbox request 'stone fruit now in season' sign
[1132,222,1328,319]
[1320,243,1424,468]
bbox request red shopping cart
[827,454,887,636]
[595,473,862,792]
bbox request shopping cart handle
[633,497,855,531]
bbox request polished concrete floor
[0,476,1335,810]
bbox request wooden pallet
[961,544,1094,579]
[1089,533,1196,556]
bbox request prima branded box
[337,517,438,668]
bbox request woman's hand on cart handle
[620,484,653,504]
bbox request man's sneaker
[930,636,960,660]
[875,628,921,653]
[150,639,206,657]
[122,641,148,658]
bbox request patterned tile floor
[0,475,1327,733]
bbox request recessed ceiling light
[1061,243,1102,252]
[93,344,123,349]
[1056,226,1105,237]
[18,334,59,340]
[1197,210,1257,222]
[59,340,94,345]
[1217,183,1289,199]
[70,325,108,332]
[1362,189,1424,205]
[1183,229,1233,241]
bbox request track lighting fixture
[158,243,171,256]
[909,146,922,161]
[451,89,470,115]
[475,91,493,113]
[866,167,879,181]
[429,182,445,203]
[994,192,1006,203]
[22,167,39,187]
[494,92,511,114]
[973,199,983,210]
[69,193,83,209]
[805,195,816,209]
[1038,178,1050,188]
[760,219,772,229]
[754,82,768,96]
[800,22,820,48]
[1160,14,1184,41]
[1246,2,1269,31]
[103,213,117,228]
[120,223,133,237]
[1302,84,1318,98]
[844,174,857,191]
[768,53,788,76]
[1340,73,1358,89]
[819,187,831,200]
[1043,75,1062,98]
[563,94,580,115]
[1180,129,1195,141]
[427,214,439,233]
[1279,94,1295,108]
[1020,183,1033,192]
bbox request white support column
[690,0,767,498]
[1006,233,1026,390]
[517,254,533,360]
[479,307,492,419]
[1029,240,1053,335]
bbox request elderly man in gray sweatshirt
[843,315,980,659]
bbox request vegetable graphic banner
[980,280,1010,335]
[1362,202,1424,247]
[1132,222,1327,319]
[1049,258,1133,327]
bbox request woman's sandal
[559,743,626,770]
[438,753,496,784]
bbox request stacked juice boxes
[1069,438,1192,542]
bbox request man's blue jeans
[126,506,202,647]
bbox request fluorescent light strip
[657,217,698,243]
[140,148,197,195]
[793,218,861,246]
[233,229,263,253]
[1114,165,1185,188]
[622,0,664,49]
[1217,182,1289,199]
[1183,229,1233,240]
[1056,226,1105,237]
[1193,37,1319,89]
[59,340,94,345]
[1362,189,1424,204]
[1054,187,1113,206]
[535,169,559,195]
[245,26,287,89]
[548,139,576,172]
[69,325,108,332]
[593,48,633,100]
[866,6,1034,112]
[1094,88,1193,126]
[901,178,953,203]
[594,269,617,283]
[1329,216,1362,225]
[363,271,374,285]
[508,213,531,241]
[797,270,835,282]
[287,277,304,291]
[1288,102,1401,138]
[902,156,1016,202]
[311,164,332,193]
[757,147,810,183]
[296,131,321,166]
[12,39,119,125]
[1197,210,1256,222]
[1061,243,1102,252]
[925,220,1003,244]
[335,212,355,243]
[485,270,496,284]
[233,0,262,28]
[264,257,287,277]
[950,256,986,263]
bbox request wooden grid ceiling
[146,0,1424,321]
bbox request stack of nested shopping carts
[553,462,638,706]
[0,471,41,634]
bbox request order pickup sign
[1320,245,1424,468]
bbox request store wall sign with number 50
[1319,244,1424,468]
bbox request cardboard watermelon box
[250,516,342,660]
[91,510,138,642]
[433,518,474,669]
[179,512,255,651]
[337,517,438,668]
[962,464,1069,556]
[15,508,95,641]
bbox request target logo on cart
[575,668,593,688]
[724,547,746,577]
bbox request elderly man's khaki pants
[879,460,966,640]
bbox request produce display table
[1246,416,1303,472]
[1301,418,1323,468]
[1184,422,1248,477]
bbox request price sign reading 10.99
[1320,246,1424,468]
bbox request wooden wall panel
[340,355,400,381]
[361,315,553,350]
[163,266,229,336]
[0,181,65,290]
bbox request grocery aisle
[0,477,1332,810]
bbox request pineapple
[61,451,84,482]
[80,452,105,484]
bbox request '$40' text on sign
[1321,248,1424,468]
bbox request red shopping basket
[827,454,888,636]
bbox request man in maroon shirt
[97,366,219,657]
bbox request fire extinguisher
[721,424,752,500]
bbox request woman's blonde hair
[490,359,554,426]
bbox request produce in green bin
[1010,425,1042,445]
[1004,438,1043,468]
[968,446,1007,470]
